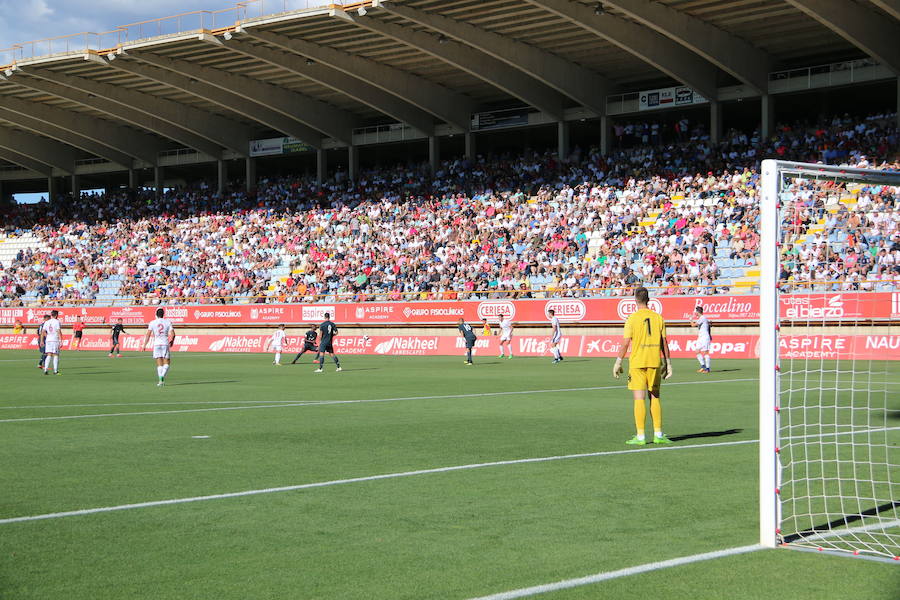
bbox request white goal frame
[759,159,900,556]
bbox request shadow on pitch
[710,368,742,373]
[169,380,240,386]
[669,428,743,442]
[783,500,900,544]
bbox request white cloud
[0,0,235,49]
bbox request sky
[0,0,241,51]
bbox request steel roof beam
[244,29,473,131]
[213,35,435,135]
[786,0,900,74]
[523,0,720,100]
[0,126,78,173]
[131,48,354,145]
[105,53,324,149]
[0,148,51,176]
[0,94,162,165]
[870,0,900,21]
[378,2,610,115]
[0,108,132,167]
[601,0,771,93]
[332,8,566,119]
[12,67,248,156]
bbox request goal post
[759,159,900,561]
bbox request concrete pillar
[70,174,80,199]
[710,101,722,144]
[127,168,136,190]
[47,176,56,201]
[428,135,439,173]
[761,94,774,140]
[217,159,226,195]
[464,132,476,159]
[317,148,327,184]
[348,145,358,182]
[245,157,256,193]
[600,115,611,156]
[557,120,570,162]
[153,166,162,198]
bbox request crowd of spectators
[0,111,897,307]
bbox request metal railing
[0,1,360,68]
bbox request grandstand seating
[1,112,897,307]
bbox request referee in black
[314,313,341,373]
[109,318,126,357]
[291,324,319,364]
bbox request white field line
[0,378,757,422]
[0,352,232,363]
[0,440,756,525]
[467,544,764,600]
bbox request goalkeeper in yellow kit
[613,287,674,445]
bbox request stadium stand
[1,112,897,307]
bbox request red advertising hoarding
[1,292,897,326]
[2,332,897,361]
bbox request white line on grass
[466,544,764,600]
[0,439,756,525]
[0,378,757,422]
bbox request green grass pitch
[0,350,897,599]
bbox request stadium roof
[0,0,897,176]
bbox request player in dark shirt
[457,318,477,365]
[36,314,49,368]
[109,319,126,357]
[291,324,319,364]
[314,313,341,373]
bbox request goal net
[759,159,900,562]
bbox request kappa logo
[477,301,515,320]
[616,298,663,320]
[544,300,586,322]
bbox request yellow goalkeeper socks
[650,396,662,434]
[633,398,646,439]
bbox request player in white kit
[143,307,175,386]
[498,312,514,359]
[265,324,287,366]
[548,309,564,363]
[40,310,62,375]
[691,306,712,373]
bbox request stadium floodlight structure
[759,159,900,562]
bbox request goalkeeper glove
[665,359,673,380]
[613,357,623,379]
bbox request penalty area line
[466,544,764,600]
[0,439,754,525]
[0,378,756,422]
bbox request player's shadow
[170,380,240,386]
[712,368,741,373]
[887,410,900,422]
[669,428,743,442]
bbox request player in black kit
[314,313,341,373]
[290,324,319,364]
[109,318,126,357]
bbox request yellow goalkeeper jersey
[623,308,667,368]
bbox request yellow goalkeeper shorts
[628,367,661,393]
